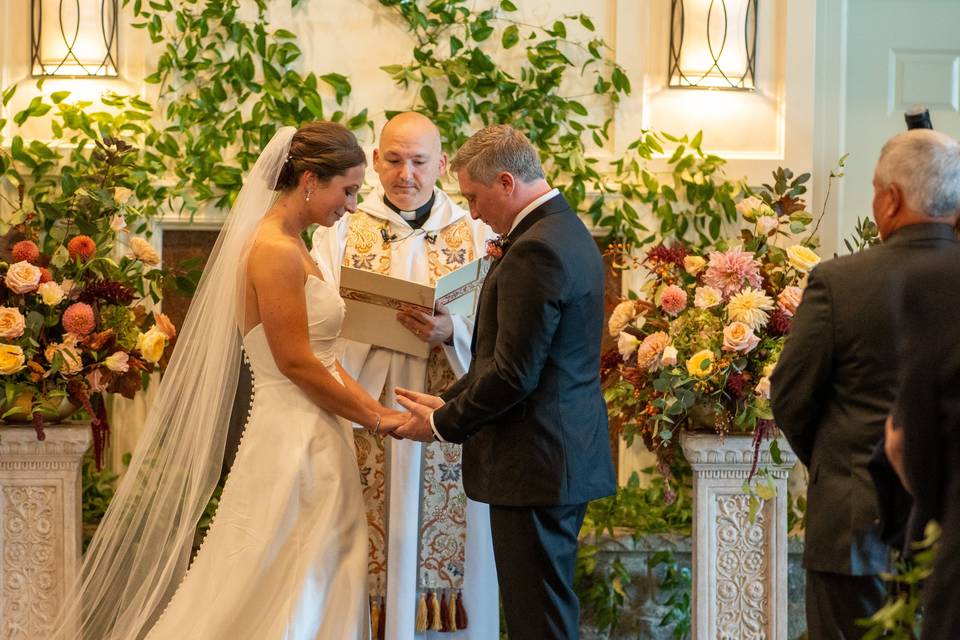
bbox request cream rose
[0,307,25,339]
[660,345,678,367]
[722,321,761,353]
[786,245,821,272]
[37,281,65,306]
[617,332,641,359]
[4,261,42,294]
[755,216,779,236]
[735,196,764,219]
[694,286,723,309]
[129,237,160,266]
[0,344,25,374]
[683,255,706,276]
[113,187,133,204]
[104,351,130,373]
[110,215,126,232]
[777,286,803,317]
[137,327,167,363]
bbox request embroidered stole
[343,211,474,636]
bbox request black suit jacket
[433,193,616,507]
[893,247,960,639]
[771,223,957,575]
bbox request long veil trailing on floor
[51,126,297,640]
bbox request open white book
[338,256,493,357]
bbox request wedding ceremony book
[339,256,492,357]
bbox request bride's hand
[377,412,410,438]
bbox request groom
[395,124,616,639]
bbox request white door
[842,0,960,239]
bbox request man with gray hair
[394,124,616,639]
[772,128,960,639]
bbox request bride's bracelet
[372,414,382,436]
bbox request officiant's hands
[397,302,453,346]
[393,387,445,442]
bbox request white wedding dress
[146,274,370,640]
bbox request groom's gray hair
[451,125,545,185]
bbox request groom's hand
[394,387,444,442]
[397,303,453,346]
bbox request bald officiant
[312,112,498,640]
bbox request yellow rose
[785,245,821,272]
[686,349,716,378]
[0,307,25,339]
[137,327,167,363]
[37,281,65,306]
[683,255,706,276]
[0,344,25,374]
[113,187,133,204]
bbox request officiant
[311,112,498,640]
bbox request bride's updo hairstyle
[273,121,366,191]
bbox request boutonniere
[485,235,510,260]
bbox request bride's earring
[305,187,312,203]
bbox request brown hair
[273,121,366,190]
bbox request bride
[52,122,404,639]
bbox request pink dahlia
[659,285,688,317]
[12,240,40,264]
[63,302,96,336]
[703,247,763,298]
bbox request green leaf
[552,20,567,38]
[420,85,438,111]
[770,440,783,464]
[579,15,595,31]
[500,0,518,10]
[2,84,16,106]
[502,25,519,49]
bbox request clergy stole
[344,211,473,635]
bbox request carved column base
[680,432,796,640]
[0,424,91,639]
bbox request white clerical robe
[311,186,499,640]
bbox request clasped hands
[370,388,445,443]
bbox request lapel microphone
[424,232,437,244]
[380,228,398,243]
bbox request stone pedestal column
[0,424,91,639]
[680,432,796,640]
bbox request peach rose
[153,311,177,340]
[0,307,25,339]
[4,261,42,294]
[608,300,639,337]
[722,321,761,353]
[683,255,706,276]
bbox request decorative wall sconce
[31,0,119,77]
[669,0,757,90]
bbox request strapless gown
[146,275,369,639]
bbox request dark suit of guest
[892,246,960,640]
[432,193,616,640]
[771,223,958,639]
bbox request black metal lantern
[31,0,119,77]
[668,0,757,90]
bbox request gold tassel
[370,596,381,640]
[445,590,458,632]
[415,591,429,632]
[455,590,468,630]
[428,590,443,631]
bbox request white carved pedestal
[680,432,796,640]
[0,424,91,639]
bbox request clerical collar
[383,192,436,229]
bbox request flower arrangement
[603,168,821,485]
[0,137,177,465]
